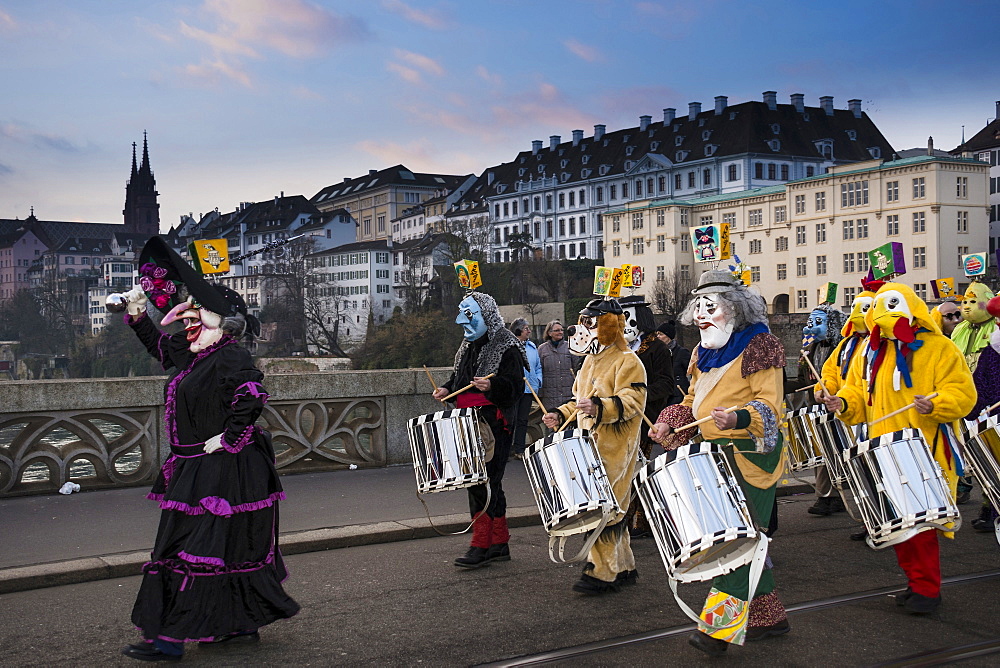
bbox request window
[680,236,689,252]
[579,189,585,205]
[913,177,926,199]
[781,164,789,180]
[635,180,642,197]
[856,218,868,239]
[656,235,666,252]
[751,266,761,282]
[840,180,869,207]
[815,191,826,211]
[700,215,714,226]
[546,194,553,209]
[795,194,806,214]
[749,239,762,254]
[632,212,644,230]
[579,216,586,233]
[816,255,827,275]
[656,266,665,281]
[546,220,553,237]
[688,172,696,188]
[559,219,566,236]
[957,176,968,198]
[749,209,763,226]
[612,240,620,257]
[674,174,682,190]
[958,246,969,268]
[795,226,806,245]
[914,283,927,300]
[569,217,576,235]
[843,253,855,273]
[768,163,776,180]
[658,176,666,193]
[886,180,899,202]
[774,206,786,224]
[886,214,899,236]
[703,169,712,186]
[797,290,808,310]
[775,236,788,251]
[657,210,665,227]
[796,257,807,276]
[957,211,969,233]
[913,246,926,268]
[680,210,689,226]
[533,196,541,211]
[595,187,603,203]
[612,216,621,233]
[857,252,869,273]
[363,218,371,236]
[912,211,926,233]
[815,223,826,243]
[754,163,764,179]
[681,265,691,281]
[843,220,854,240]
[632,238,644,254]
[727,164,738,181]
[777,263,787,280]
[609,185,617,200]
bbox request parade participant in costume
[120,237,299,662]
[951,281,997,372]
[969,295,1000,530]
[509,318,543,459]
[433,291,527,568]
[821,282,976,615]
[656,320,691,395]
[800,303,848,516]
[931,300,962,337]
[619,295,675,537]
[541,298,646,595]
[537,320,579,415]
[649,270,789,656]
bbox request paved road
[2,493,998,667]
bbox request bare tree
[651,268,696,319]
[258,236,319,354]
[439,213,491,261]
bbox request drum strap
[548,514,609,564]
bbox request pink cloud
[393,49,445,76]
[387,62,423,85]
[564,39,604,63]
[475,65,503,87]
[0,10,16,32]
[181,59,253,88]
[381,0,450,30]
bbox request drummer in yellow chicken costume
[542,298,646,595]
[816,279,882,397]
[821,282,976,615]
[649,270,788,656]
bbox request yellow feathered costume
[817,285,877,395]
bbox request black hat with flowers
[137,236,246,318]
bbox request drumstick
[674,404,741,432]
[441,373,496,402]
[524,376,547,415]
[988,398,1000,414]
[869,392,940,427]
[800,351,830,399]
[423,365,444,402]
[559,410,579,431]
[793,385,816,393]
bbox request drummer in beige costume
[542,298,646,595]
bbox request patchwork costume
[653,270,788,655]
[549,299,646,593]
[950,282,997,372]
[439,291,527,568]
[834,282,976,613]
[124,238,298,661]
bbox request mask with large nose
[161,296,225,352]
[456,295,488,342]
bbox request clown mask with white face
[456,295,488,342]
[161,297,225,353]
[622,306,640,345]
[693,295,735,349]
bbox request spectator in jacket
[537,320,580,418]
[656,320,691,398]
[509,318,542,458]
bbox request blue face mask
[803,309,829,339]
[456,296,488,341]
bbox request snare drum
[785,406,826,472]
[842,428,960,549]
[635,442,763,583]
[963,415,1000,512]
[812,411,863,488]
[407,408,487,494]
[523,428,618,537]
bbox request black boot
[808,497,833,516]
[972,505,998,532]
[484,543,510,563]
[454,546,490,568]
[688,631,728,656]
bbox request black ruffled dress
[128,314,299,642]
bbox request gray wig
[679,287,769,331]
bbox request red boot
[455,512,493,568]
[485,515,511,563]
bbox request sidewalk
[0,461,813,594]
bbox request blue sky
[1,0,997,229]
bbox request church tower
[123,132,160,235]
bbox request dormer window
[650,141,659,151]
[675,136,684,146]
[846,129,857,141]
[623,135,630,143]
[698,118,706,127]
[561,159,569,168]
[518,168,526,176]
[582,154,590,164]
[538,164,545,173]
[815,139,834,159]
[768,139,781,152]
[599,165,610,176]
[868,147,881,159]
[673,124,680,132]
[675,150,688,162]
[561,172,571,182]
[581,168,592,179]
[705,144,718,157]
[729,112,738,121]
[624,160,634,170]
[702,130,712,141]
[625,146,635,156]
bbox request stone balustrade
[0,368,455,497]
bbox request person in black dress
[119,237,298,662]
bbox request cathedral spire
[123,133,160,236]
[131,142,138,179]
[139,130,151,176]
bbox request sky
[1,0,998,230]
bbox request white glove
[203,433,225,454]
[124,285,148,317]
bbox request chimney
[369,169,376,175]
[848,99,862,118]
[639,115,651,131]
[790,93,804,113]
[995,100,999,120]
[572,129,584,146]
[549,135,561,150]
[532,140,543,155]
[820,96,834,116]
[664,108,676,124]
[594,124,606,140]
[343,177,350,182]
[714,96,728,115]
[688,101,701,121]
[763,91,777,110]
[927,136,935,155]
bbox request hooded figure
[650,270,789,656]
[120,237,298,662]
[433,290,528,569]
[951,281,997,372]
[542,298,647,595]
[824,282,976,615]
[799,304,847,383]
